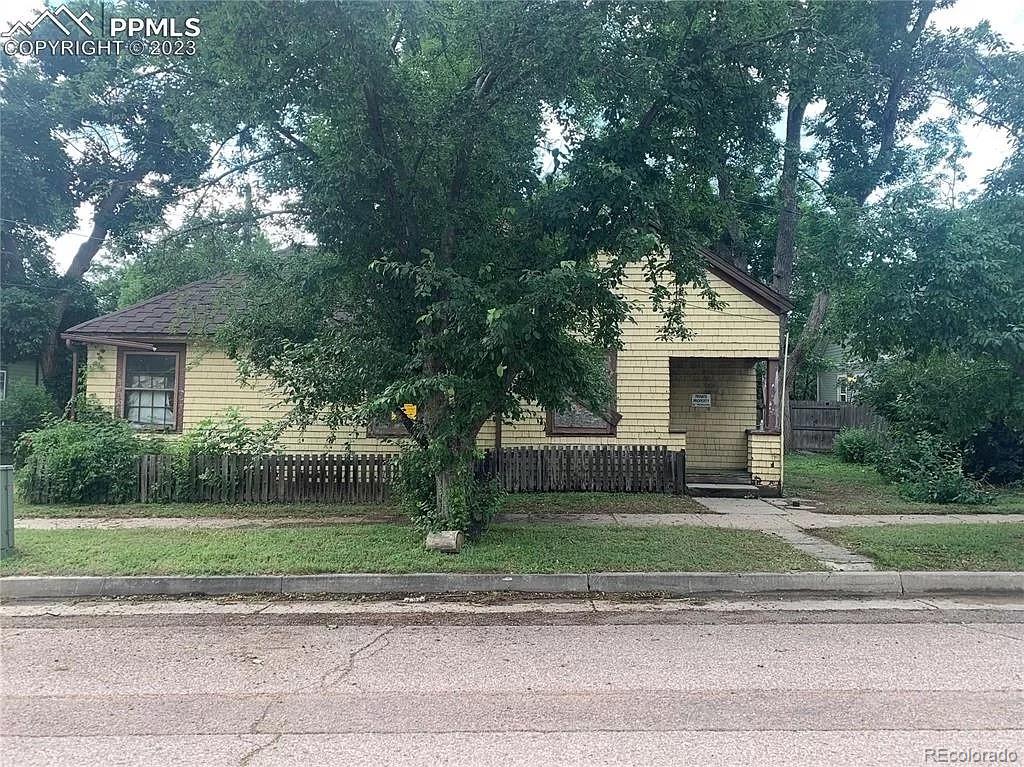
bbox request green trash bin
[1,465,13,557]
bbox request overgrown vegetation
[393,446,503,538]
[875,432,991,505]
[0,382,56,460]
[175,408,279,459]
[14,405,151,504]
[786,453,1023,515]
[14,406,283,504]
[832,427,882,465]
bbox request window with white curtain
[123,353,178,430]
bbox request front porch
[669,356,783,496]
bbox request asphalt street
[2,597,1022,766]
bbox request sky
[1,0,1022,271]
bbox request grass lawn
[14,492,701,519]
[818,523,1024,571]
[785,453,1024,515]
[0,524,821,576]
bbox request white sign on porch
[691,393,712,408]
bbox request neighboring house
[815,343,868,403]
[61,251,793,494]
[0,357,42,399]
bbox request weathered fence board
[23,444,686,504]
[787,401,882,452]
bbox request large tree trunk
[773,91,810,409]
[434,466,458,523]
[772,94,809,301]
[39,175,141,388]
[714,165,747,271]
[784,289,831,395]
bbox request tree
[187,1,793,529]
[94,212,273,309]
[765,0,1012,402]
[837,189,1024,377]
[1,7,214,390]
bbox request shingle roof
[62,249,791,342]
[62,275,243,340]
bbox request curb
[1,571,1021,600]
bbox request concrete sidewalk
[14,509,1024,531]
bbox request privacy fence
[786,401,883,452]
[22,444,686,504]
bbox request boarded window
[546,353,620,436]
[368,404,416,438]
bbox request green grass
[15,492,700,519]
[0,524,821,576]
[818,523,1024,571]
[785,453,1024,515]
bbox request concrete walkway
[15,509,1024,532]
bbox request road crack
[239,733,282,766]
[318,625,395,689]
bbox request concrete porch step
[686,469,758,498]
[686,482,760,498]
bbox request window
[368,403,417,438]
[836,373,857,403]
[546,353,621,436]
[0,369,6,400]
[121,352,181,431]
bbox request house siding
[82,266,778,466]
[669,358,756,470]
[748,431,783,492]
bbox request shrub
[15,415,147,503]
[393,445,503,539]
[876,432,991,505]
[832,427,882,464]
[155,408,281,500]
[1,383,56,461]
[963,422,1024,486]
[860,353,1024,486]
[176,407,280,458]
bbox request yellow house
[62,251,792,495]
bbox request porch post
[764,359,780,431]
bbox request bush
[176,407,280,458]
[963,422,1024,486]
[154,408,281,500]
[15,414,147,503]
[393,445,503,539]
[832,427,882,464]
[860,353,1024,485]
[1,383,56,461]
[876,432,991,505]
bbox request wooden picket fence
[137,453,395,504]
[127,444,685,503]
[20,445,686,504]
[479,445,685,494]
